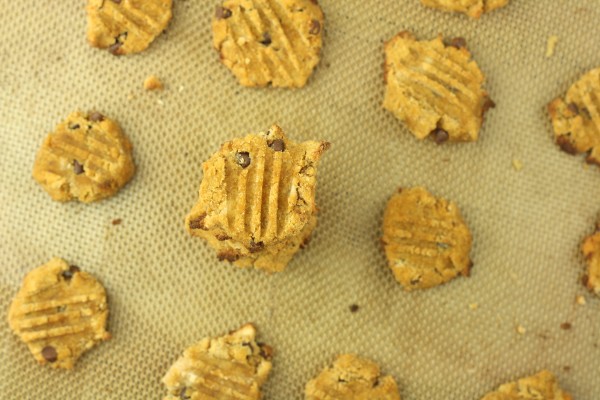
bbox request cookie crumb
[349,304,359,313]
[512,159,523,171]
[516,325,527,335]
[576,295,586,305]
[560,322,572,330]
[545,35,559,58]
[143,75,163,91]
[112,218,122,225]
[469,303,479,310]
[178,85,185,93]
[157,98,165,106]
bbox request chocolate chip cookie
[7,258,111,369]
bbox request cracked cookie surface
[420,0,509,18]
[481,370,572,400]
[33,111,135,203]
[212,0,324,88]
[383,32,493,143]
[162,324,272,400]
[581,224,600,296]
[8,258,110,369]
[87,0,173,55]
[305,354,401,400]
[186,124,329,272]
[382,187,473,290]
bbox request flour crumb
[546,36,559,58]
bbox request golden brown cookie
[87,0,173,55]
[162,323,272,400]
[481,370,572,400]
[581,224,600,296]
[212,0,324,88]
[7,258,110,369]
[305,354,401,400]
[420,0,509,18]
[383,32,494,143]
[32,111,135,203]
[548,67,600,165]
[382,187,473,290]
[185,124,329,272]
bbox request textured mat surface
[1,1,599,399]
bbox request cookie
[548,67,600,166]
[383,32,494,143]
[32,111,135,203]
[481,370,572,400]
[581,224,600,296]
[7,258,110,369]
[420,0,509,18]
[87,0,173,55]
[382,187,473,290]
[186,124,329,272]
[162,323,272,400]
[305,354,401,400]
[212,0,324,88]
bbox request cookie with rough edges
[383,32,494,143]
[7,258,110,369]
[481,370,572,400]
[382,187,473,290]
[420,0,509,18]
[305,354,401,400]
[212,0,324,88]
[87,0,173,55]
[548,67,600,166]
[581,223,600,296]
[33,111,135,203]
[162,323,273,400]
[186,124,329,272]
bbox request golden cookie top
[420,0,509,18]
[481,370,572,400]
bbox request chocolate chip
[258,343,273,360]
[582,275,589,287]
[189,214,207,230]
[68,123,80,130]
[249,240,264,253]
[309,19,321,35]
[41,346,58,363]
[235,152,251,168]
[217,251,240,262]
[568,103,579,114]
[482,98,496,115]
[431,128,449,144]
[449,37,467,49]
[269,139,285,152]
[216,233,231,241]
[349,304,359,313]
[259,32,272,46]
[560,322,572,330]
[179,388,190,400]
[108,41,123,55]
[61,265,81,280]
[215,6,232,19]
[556,136,578,155]
[73,160,84,175]
[88,112,104,122]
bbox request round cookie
[481,370,572,400]
[305,354,401,400]
[581,224,600,296]
[420,0,509,18]
[185,124,329,272]
[548,67,600,166]
[212,0,325,88]
[7,258,111,369]
[383,32,494,143]
[87,0,173,55]
[162,324,272,400]
[33,111,135,203]
[382,187,473,290]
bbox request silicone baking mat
[1,1,599,398]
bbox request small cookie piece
[548,67,600,165]
[581,224,600,296]
[143,75,164,90]
[186,124,329,272]
[382,187,473,290]
[305,354,401,400]
[420,0,509,18]
[383,32,494,142]
[481,370,572,400]
[87,0,173,55]
[33,111,135,203]
[7,258,110,369]
[162,324,272,400]
[212,0,324,88]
